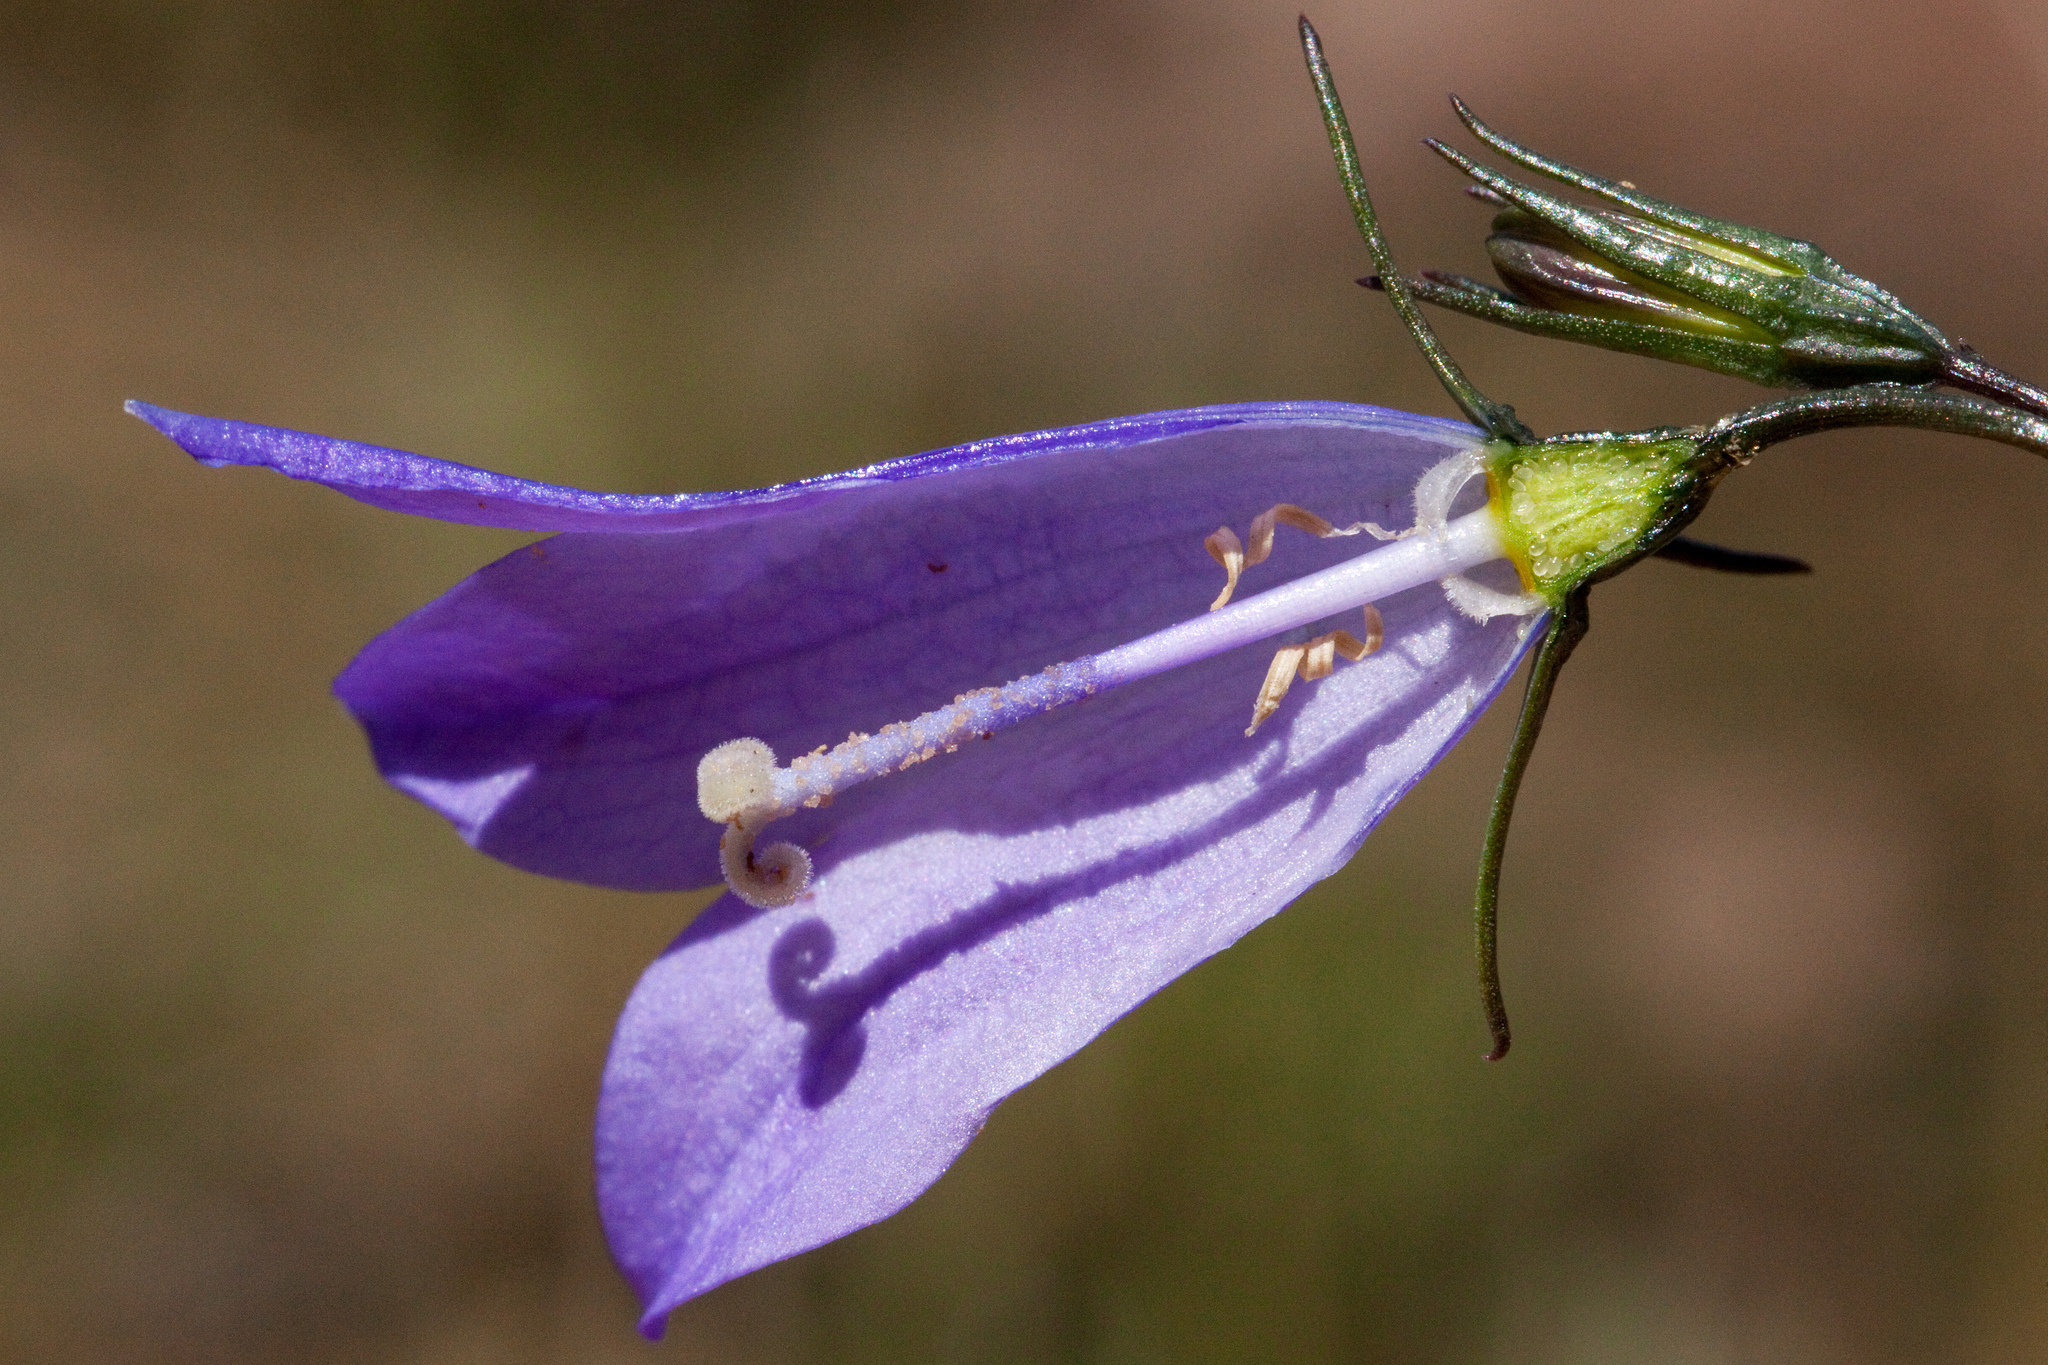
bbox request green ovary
[1491,438,1698,601]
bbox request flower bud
[1402,100,1950,389]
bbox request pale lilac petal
[599,580,1539,1335]
[136,396,1544,1332]
[241,402,1496,892]
[130,398,1332,533]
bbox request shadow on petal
[753,678,1472,1106]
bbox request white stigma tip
[698,737,781,823]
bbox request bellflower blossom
[129,15,2048,1340]
[130,396,1546,1332]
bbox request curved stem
[1475,591,1587,1062]
[1690,383,2048,469]
[1942,349,2048,426]
[1298,17,1534,445]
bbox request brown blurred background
[5,0,2047,1360]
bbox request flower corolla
[129,397,1542,1333]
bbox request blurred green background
[5,0,2047,1360]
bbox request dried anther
[1205,502,1398,610]
[1244,607,1384,735]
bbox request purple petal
[130,398,1296,533]
[137,398,1507,892]
[602,583,1536,1334]
[136,397,1543,1331]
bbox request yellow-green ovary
[1495,439,1695,599]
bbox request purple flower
[130,396,1543,1336]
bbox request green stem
[1475,591,1587,1062]
[1298,17,1534,445]
[1941,349,2048,426]
[1696,384,2048,467]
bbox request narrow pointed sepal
[1474,589,1589,1061]
[1298,18,1534,444]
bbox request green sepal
[1406,271,1790,386]
[1299,18,1534,443]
